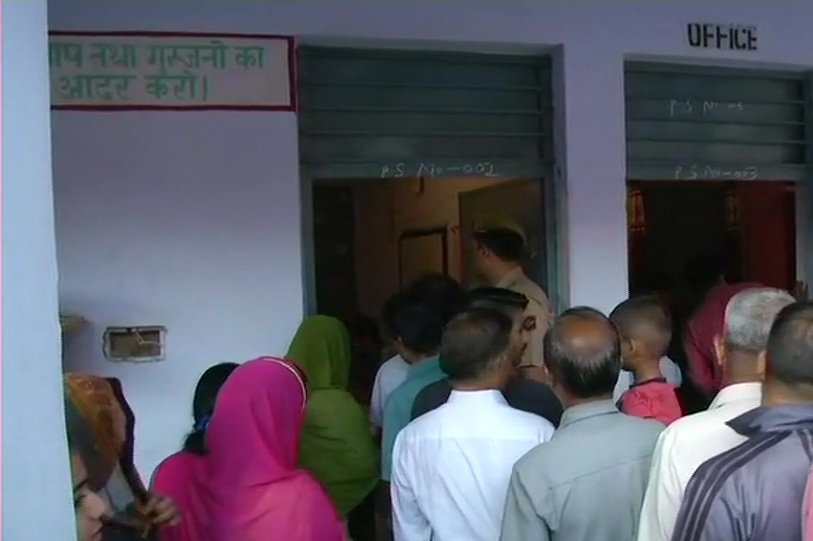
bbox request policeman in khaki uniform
[471,218,554,382]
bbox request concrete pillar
[1,0,75,538]
[555,45,629,313]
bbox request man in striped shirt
[672,301,813,541]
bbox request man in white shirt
[637,287,794,541]
[391,306,554,541]
[370,354,409,428]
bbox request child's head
[610,296,672,371]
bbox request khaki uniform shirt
[497,268,553,368]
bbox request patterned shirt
[672,404,813,541]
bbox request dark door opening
[627,180,797,410]
[628,181,796,299]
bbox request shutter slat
[299,46,552,179]
[626,62,808,181]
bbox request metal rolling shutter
[298,46,553,180]
[625,62,808,182]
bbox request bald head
[544,306,621,399]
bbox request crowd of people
[63,222,813,541]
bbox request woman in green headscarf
[287,316,379,521]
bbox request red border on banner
[48,30,297,112]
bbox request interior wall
[2,0,76,538]
[53,112,304,476]
[352,177,501,317]
[739,183,796,289]
[630,182,797,292]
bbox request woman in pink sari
[204,357,345,541]
[151,363,238,541]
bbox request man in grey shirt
[500,306,664,541]
[671,301,813,541]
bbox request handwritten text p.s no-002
[380,161,500,179]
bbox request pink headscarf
[203,357,344,541]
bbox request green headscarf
[287,315,352,391]
[287,316,379,516]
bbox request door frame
[300,168,318,316]
[800,74,813,290]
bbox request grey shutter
[626,62,808,181]
[298,47,552,180]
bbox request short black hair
[609,296,672,354]
[631,270,674,297]
[405,272,466,325]
[440,307,514,381]
[766,302,813,387]
[465,287,529,314]
[389,293,446,355]
[685,249,742,294]
[381,293,402,341]
[544,306,621,398]
[183,362,239,455]
[349,313,381,344]
[473,228,525,263]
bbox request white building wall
[46,0,813,476]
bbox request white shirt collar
[708,382,762,410]
[447,389,509,406]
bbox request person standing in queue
[391,307,554,541]
[637,287,794,541]
[472,218,553,383]
[499,307,664,541]
[671,301,813,541]
[683,252,762,400]
[411,287,563,427]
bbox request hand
[142,493,181,528]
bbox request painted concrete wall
[2,0,76,538]
[48,0,813,475]
[53,112,303,476]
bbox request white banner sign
[49,32,295,110]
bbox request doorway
[627,180,797,401]
[300,43,556,411]
[628,181,796,296]
[311,176,545,399]
[312,177,546,318]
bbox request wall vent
[103,326,166,362]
